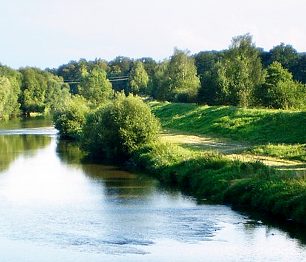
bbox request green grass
[150,102,306,144]
[131,141,306,225]
[250,144,306,162]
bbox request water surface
[0,119,306,262]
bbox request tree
[269,43,298,70]
[45,76,71,114]
[0,66,21,118]
[216,34,264,107]
[128,61,149,95]
[261,62,306,109]
[78,66,113,107]
[167,49,200,102]
[151,61,170,101]
[107,56,133,92]
[53,95,89,140]
[82,93,160,160]
[19,68,48,115]
[194,51,221,104]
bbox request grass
[250,144,306,162]
[150,102,306,144]
[150,102,306,162]
[131,141,306,225]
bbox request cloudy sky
[1,0,305,69]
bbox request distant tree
[128,61,149,95]
[269,43,298,70]
[107,56,133,92]
[291,54,306,84]
[45,76,71,113]
[216,34,264,107]
[0,66,21,118]
[78,66,113,107]
[19,68,48,115]
[136,57,157,95]
[167,49,200,102]
[53,95,89,140]
[194,51,221,104]
[261,62,306,109]
[151,61,170,101]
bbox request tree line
[1,34,306,120]
[52,34,306,109]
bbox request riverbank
[150,101,306,162]
[128,102,306,225]
[130,141,306,225]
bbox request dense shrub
[82,94,160,160]
[53,96,89,140]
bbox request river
[0,118,305,262]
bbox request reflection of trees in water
[82,164,157,202]
[0,117,52,130]
[0,135,51,172]
[56,139,157,201]
[56,139,84,165]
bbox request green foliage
[151,102,306,144]
[261,62,306,109]
[55,59,109,94]
[19,67,69,115]
[53,96,89,140]
[167,49,200,102]
[152,49,200,102]
[269,43,298,69]
[0,66,22,119]
[82,94,160,160]
[194,51,221,104]
[151,61,170,101]
[128,61,149,95]
[19,68,48,114]
[250,144,306,162]
[216,34,264,107]
[45,78,71,114]
[78,66,113,107]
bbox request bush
[53,96,89,140]
[82,93,160,160]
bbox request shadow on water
[230,206,306,246]
[56,139,158,202]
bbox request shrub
[53,96,89,140]
[82,93,160,160]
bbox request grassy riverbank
[128,102,306,225]
[130,141,306,225]
[150,102,306,161]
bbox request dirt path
[160,131,306,175]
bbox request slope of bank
[129,102,306,225]
[131,141,306,225]
[151,102,306,144]
[151,102,306,162]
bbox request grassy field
[151,102,306,144]
[151,102,306,161]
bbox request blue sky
[1,0,305,69]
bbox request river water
[0,118,306,262]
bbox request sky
[1,0,306,69]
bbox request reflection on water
[0,122,305,261]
